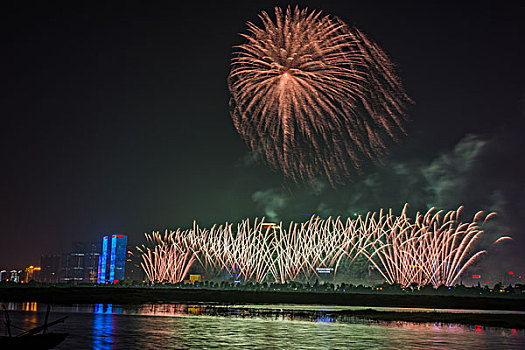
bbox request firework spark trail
[229,6,412,185]
[136,205,507,287]
[137,229,198,283]
[363,207,505,287]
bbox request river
[1,302,524,349]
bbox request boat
[1,304,69,349]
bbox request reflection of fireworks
[137,205,507,287]
[229,6,411,185]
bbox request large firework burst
[229,6,411,185]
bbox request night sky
[1,1,524,281]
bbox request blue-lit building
[97,235,128,284]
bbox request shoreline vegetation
[1,283,525,329]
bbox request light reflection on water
[1,302,524,349]
[93,304,117,349]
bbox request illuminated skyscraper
[110,235,127,282]
[97,234,128,284]
[98,237,109,284]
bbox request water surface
[1,303,523,349]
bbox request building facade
[98,234,128,284]
[0,270,8,282]
[8,270,21,283]
[23,266,41,283]
[61,242,100,283]
[125,250,145,282]
[40,254,62,283]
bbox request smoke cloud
[249,131,524,280]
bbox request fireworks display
[137,205,506,287]
[362,206,504,287]
[229,6,411,185]
[137,230,199,284]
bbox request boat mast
[2,305,12,337]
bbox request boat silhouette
[1,304,68,349]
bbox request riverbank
[203,305,525,329]
[343,309,525,329]
[1,286,524,311]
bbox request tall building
[61,241,101,283]
[98,234,128,284]
[125,251,145,282]
[40,254,62,283]
[98,236,109,283]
